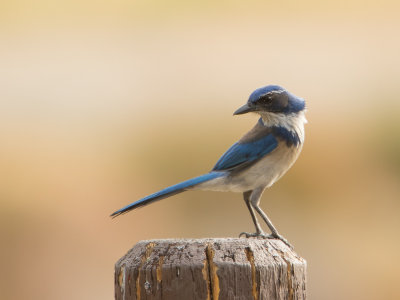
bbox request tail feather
[110,172,224,218]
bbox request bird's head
[234,85,305,116]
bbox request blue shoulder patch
[272,126,301,147]
[212,134,278,171]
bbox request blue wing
[212,133,278,171]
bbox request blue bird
[111,85,307,247]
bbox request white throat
[259,111,307,143]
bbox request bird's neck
[259,111,307,144]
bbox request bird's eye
[259,95,273,104]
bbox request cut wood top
[115,238,307,300]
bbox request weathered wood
[115,238,306,300]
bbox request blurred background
[1,1,400,299]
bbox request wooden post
[115,238,306,300]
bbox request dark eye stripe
[258,95,273,104]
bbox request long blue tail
[110,171,224,218]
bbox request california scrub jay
[111,85,307,247]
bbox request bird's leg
[239,190,266,238]
[249,188,293,248]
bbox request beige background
[1,1,400,299]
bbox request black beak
[233,103,256,115]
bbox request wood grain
[115,238,306,300]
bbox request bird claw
[239,231,293,249]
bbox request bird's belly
[240,145,301,189]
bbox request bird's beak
[233,103,255,115]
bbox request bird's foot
[239,231,269,239]
[239,231,293,249]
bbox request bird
[111,85,307,247]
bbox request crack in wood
[136,242,156,300]
[156,255,164,283]
[245,247,258,300]
[202,248,211,300]
[286,260,294,300]
[270,243,294,300]
[205,243,220,300]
